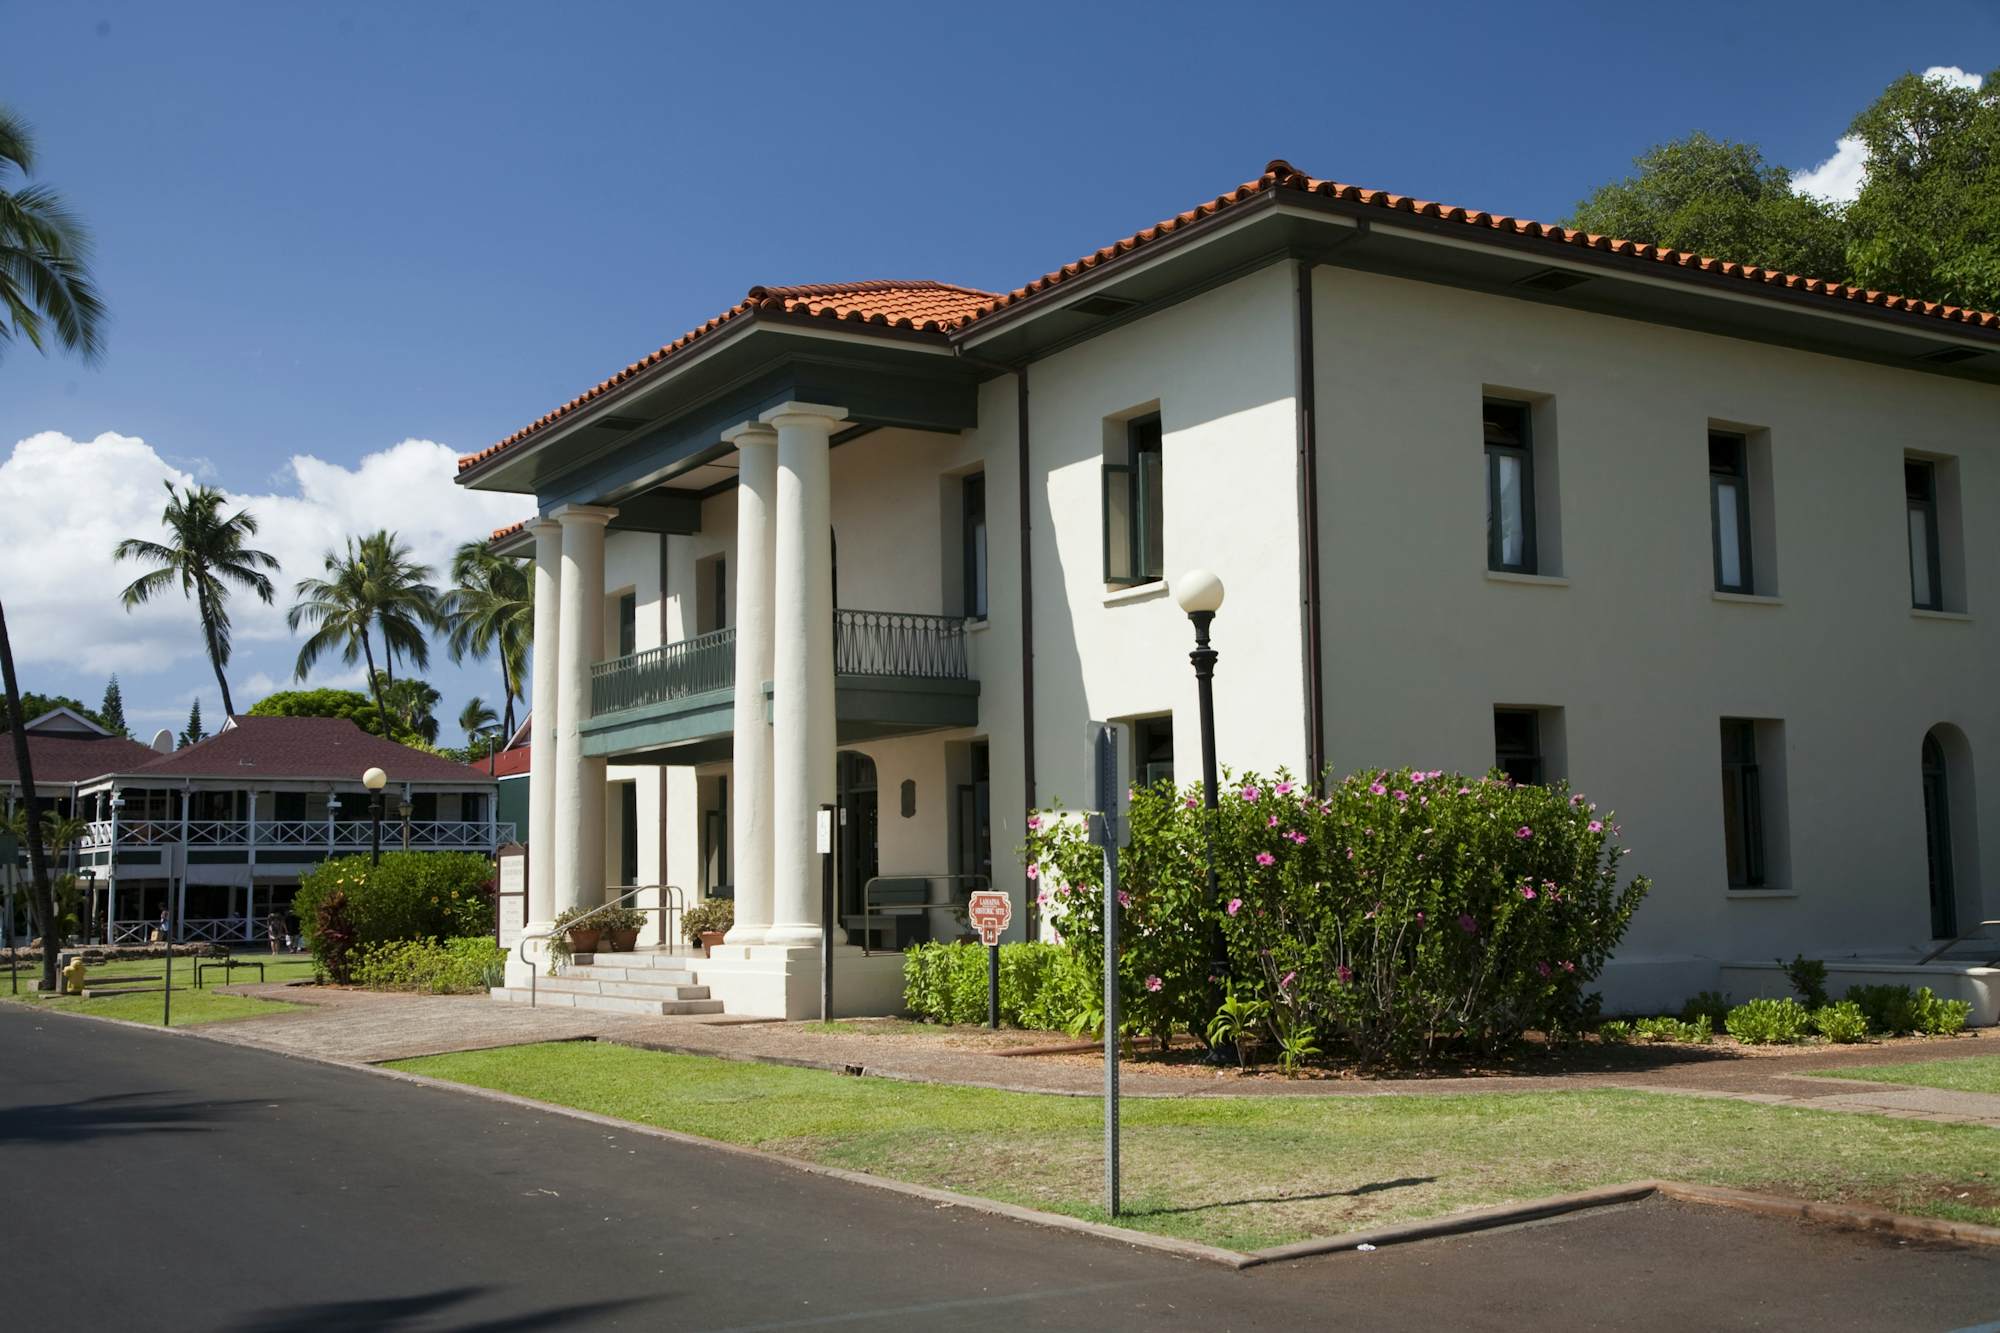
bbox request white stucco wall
[1313,266,2000,1007]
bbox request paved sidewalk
[199,983,2000,1125]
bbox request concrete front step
[570,951,705,970]
[536,975,713,1002]
[561,963,700,986]
[488,986,724,1016]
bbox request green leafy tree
[114,482,279,718]
[1843,69,2000,311]
[457,695,499,747]
[439,540,531,738]
[178,698,207,749]
[376,674,441,746]
[0,105,105,365]
[1567,132,1848,279]
[0,690,104,731]
[246,687,417,744]
[288,533,439,736]
[99,675,126,736]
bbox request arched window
[1922,731,1958,939]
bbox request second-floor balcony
[585,608,979,759]
[82,819,516,853]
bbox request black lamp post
[363,766,387,865]
[1172,569,1231,1049]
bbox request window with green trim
[1104,414,1164,586]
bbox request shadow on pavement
[0,1091,265,1145]
[221,1286,657,1332]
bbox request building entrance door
[836,752,879,928]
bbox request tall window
[1922,732,1958,938]
[1709,433,1754,593]
[1104,414,1164,585]
[1720,719,1765,888]
[1484,400,1536,573]
[619,781,639,887]
[1493,708,1543,785]
[962,472,988,619]
[1907,459,1942,611]
[617,591,637,658]
[1134,715,1175,788]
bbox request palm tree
[378,674,441,746]
[114,483,279,718]
[439,540,532,736]
[289,538,394,734]
[357,530,442,686]
[0,105,106,365]
[458,696,499,747]
[1,106,106,988]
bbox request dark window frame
[1483,399,1537,574]
[1721,718,1766,888]
[1922,732,1958,938]
[1709,432,1755,594]
[1906,458,1943,611]
[1493,707,1544,786]
[1133,714,1175,790]
[617,591,638,658]
[961,471,988,620]
[1103,414,1164,586]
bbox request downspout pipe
[1294,259,1327,792]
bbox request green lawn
[392,1041,2000,1252]
[0,951,312,1027]
[1808,1055,2000,1095]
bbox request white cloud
[0,430,524,688]
[1795,65,1986,204]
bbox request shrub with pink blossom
[1022,767,1649,1064]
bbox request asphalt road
[4,1005,1999,1332]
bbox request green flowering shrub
[1844,984,1972,1036]
[294,852,495,977]
[1602,1015,1710,1044]
[1724,997,1812,1044]
[1024,767,1650,1064]
[353,936,506,993]
[1679,991,1733,1031]
[902,941,1094,1029]
[1811,1000,1871,1044]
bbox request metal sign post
[968,890,1013,1029]
[162,913,173,1028]
[1089,720,1129,1218]
[817,804,835,1023]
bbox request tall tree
[99,675,126,736]
[376,673,440,746]
[1567,132,1848,280]
[179,698,206,749]
[288,538,394,735]
[0,105,106,365]
[458,695,499,747]
[0,690,102,731]
[1844,69,2000,311]
[114,482,279,718]
[1,600,62,988]
[356,530,442,687]
[440,539,532,737]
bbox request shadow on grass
[1132,1175,1438,1218]
[0,1091,265,1145]
[221,1286,656,1332]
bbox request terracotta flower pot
[566,927,602,956]
[700,930,727,957]
[608,927,640,952]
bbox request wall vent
[590,414,649,432]
[1516,268,1591,294]
[1068,293,1141,318]
[1918,346,1983,366]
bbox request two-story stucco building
[467,159,2000,1022]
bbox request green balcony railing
[589,609,971,718]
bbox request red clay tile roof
[457,280,996,474]
[0,732,164,786]
[100,716,496,785]
[466,160,2000,480]
[491,519,527,543]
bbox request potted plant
[599,904,647,952]
[682,899,734,956]
[550,905,601,965]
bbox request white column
[526,518,563,928]
[764,402,845,946]
[724,422,778,944]
[552,504,617,919]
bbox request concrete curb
[13,1000,2000,1267]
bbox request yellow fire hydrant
[61,957,87,995]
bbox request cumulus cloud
[1795,66,1986,204]
[0,430,524,686]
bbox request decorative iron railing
[836,609,970,680]
[591,626,737,716]
[589,609,971,717]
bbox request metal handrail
[858,872,990,955]
[515,883,688,1008]
[1916,919,2000,966]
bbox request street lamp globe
[1173,568,1225,616]
[362,767,387,792]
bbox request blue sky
[3,0,1994,737]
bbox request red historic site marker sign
[968,890,1012,946]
